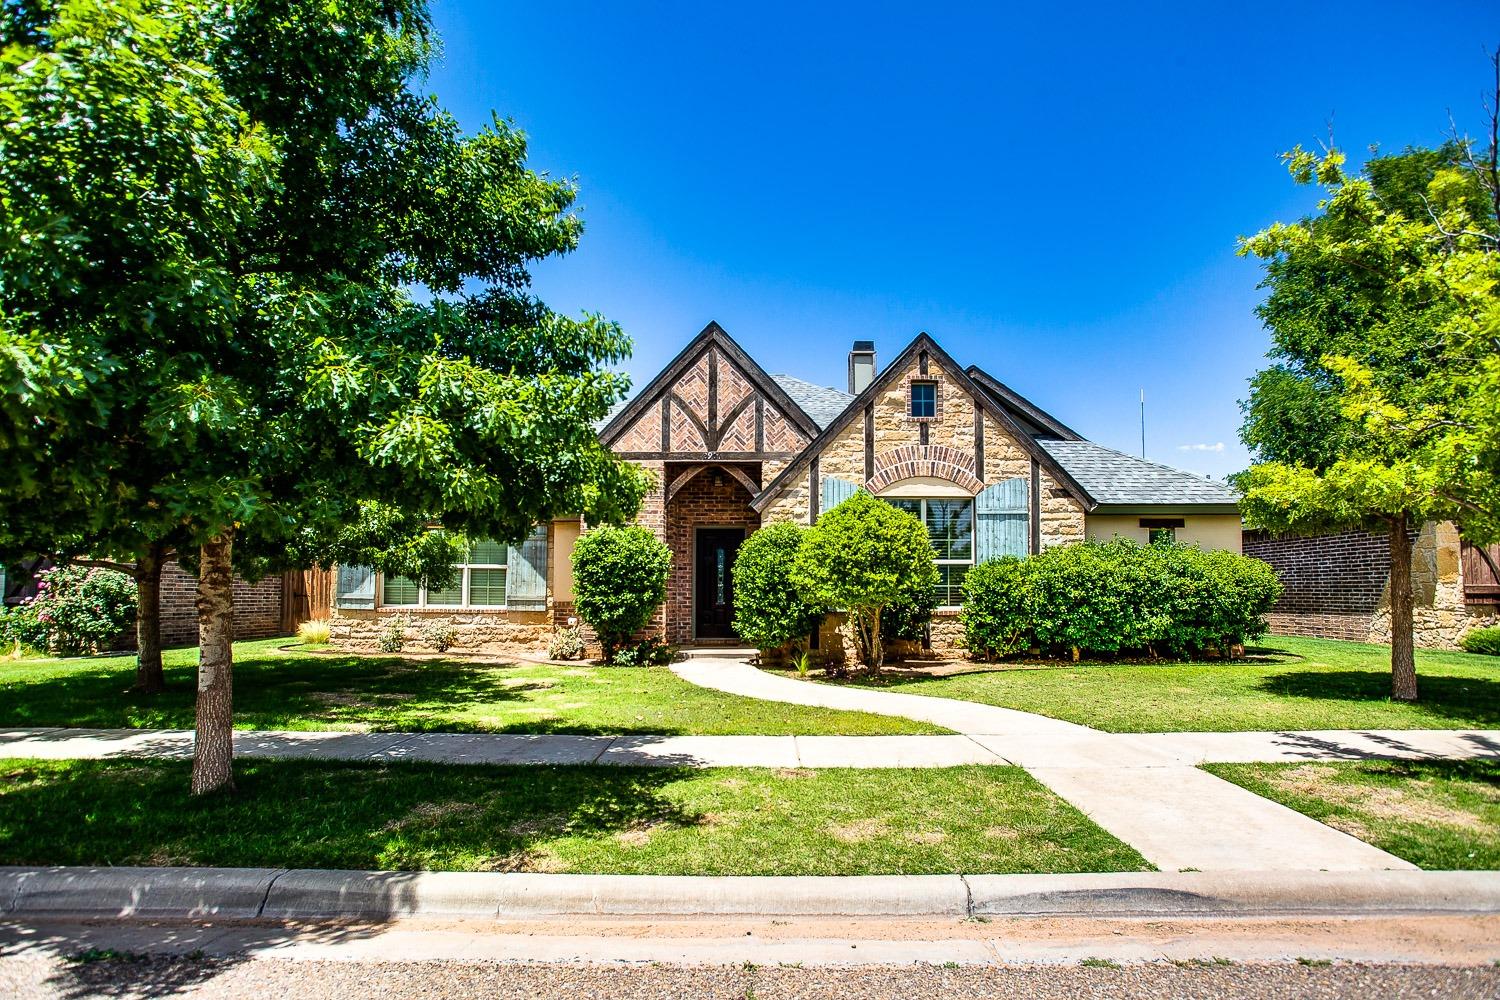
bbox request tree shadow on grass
[0,650,709,737]
[0,756,715,999]
[1253,670,1500,728]
[0,757,706,873]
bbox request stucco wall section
[1087,514,1244,553]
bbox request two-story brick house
[330,322,1241,655]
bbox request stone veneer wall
[328,607,553,653]
[762,351,1089,659]
[1244,521,1499,649]
[158,562,284,647]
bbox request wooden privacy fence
[1461,540,1500,606]
[280,567,335,632]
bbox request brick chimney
[848,340,876,394]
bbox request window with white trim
[885,497,974,607]
[380,539,508,608]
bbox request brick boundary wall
[1242,528,1397,642]
[157,563,285,647]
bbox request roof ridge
[770,373,853,396]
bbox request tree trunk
[132,542,166,694]
[190,529,236,795]
[1388,513,1418,703]
[865,606,884,674]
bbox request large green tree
[1237,80,1500,700]
[1,0,646,793]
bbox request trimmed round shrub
[732,520,824,657]
[1460,625,1500,656]
[571,524,672,662]
[791,490,937,671]
[960,539,1281,660]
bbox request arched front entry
[663,463,761,644]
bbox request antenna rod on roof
[1139,388,1146,459]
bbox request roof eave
[1089,503,1241,516]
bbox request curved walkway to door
[668,654,1432,874]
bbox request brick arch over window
[866,445,982,494]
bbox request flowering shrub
[19,565,137,656]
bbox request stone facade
[328,606,553,654]
[1245,521,1500,649]
[755,344,1087,657]
[1038,470,1086,549]
[329,521,569,656]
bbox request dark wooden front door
[695,528,745,639]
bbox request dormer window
[910,380,937,418]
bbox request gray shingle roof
[770,374,854,430]
[1038,439,1240,507]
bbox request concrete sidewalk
[665,658,1497,872]
[2,726,1494,769]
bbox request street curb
[260,871,968,919]
[3,866,1499,920]
[963,870,1500,916]
[1,867,287,919]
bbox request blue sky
[425,1,1494,479]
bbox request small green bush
[732,521,824,657]
[547,626,587,661]
[16,566,136,656]
[378,613,411,653]
[571,525,672,662]
[960,539,1281,661]
[420,621,458,652]
[791,490,937,672]
[610,636,675,667]
[297,619,332,645]
[1459,625,1500,656]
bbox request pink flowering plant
[8,566,137,656]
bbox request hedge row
[960,539,1282,660]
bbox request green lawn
[0,638,941,736]
[1205,759,1500,869]
[0,758,1149,875]
[829,636,1500,732]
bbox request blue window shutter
[975,477,1029,562]
[819,476,859,520]
[505,525,549,611]
[334,564,375,609]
